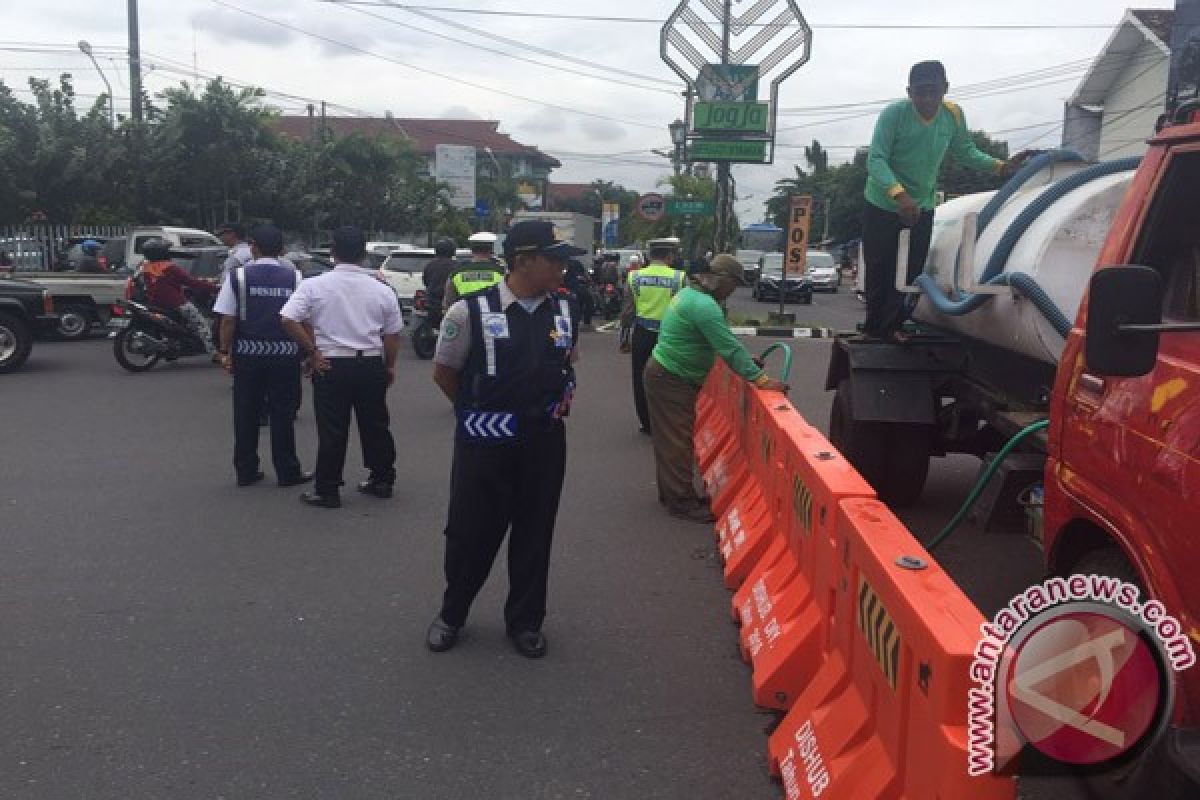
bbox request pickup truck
[5,271,129,339]
[0,278,58,372]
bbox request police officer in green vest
[619,237,686,434]
[443,231,503,309]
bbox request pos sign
[785,195,814,275]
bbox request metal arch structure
[659,0,813,165]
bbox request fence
[0,224,128,271]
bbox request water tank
[915,163,1136,365]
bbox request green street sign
[667,199,715,216]
[693,102,770,133]
[689,139,769,163]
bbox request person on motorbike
[563,257,594,328]
[443,231,503,310]
[77,239,107,273]
[139,237,218,354]
[422,238,458,314]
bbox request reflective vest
[629,263,685,330]
[230,259,301,357]
[456,287,578,444]
[451,262,504,297]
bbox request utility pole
[713,0,734,256]
[127,0,142,122]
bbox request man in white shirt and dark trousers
[280,226,404,509]
[425,220,584,659]
[214,224,311,488]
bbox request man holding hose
[643,254,787,523]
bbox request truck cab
[1047,116,1200,792]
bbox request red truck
[1045,111,1200,793]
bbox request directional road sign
[667,199,715,216]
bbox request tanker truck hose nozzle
[915,155,1143,323]
[925,418,1051,553]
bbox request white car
[805,251,840,291]
[380,249,438,312]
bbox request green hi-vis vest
[452,263,504,296]
[630,263,686,329]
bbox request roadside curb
[731,326,835,338]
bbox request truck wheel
[56,305,93,340]
[830,379,931,507]
[1073,547,1141,589]
[831,378,889,495]
[0,312,33,373]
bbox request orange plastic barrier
[766,498,1016,800]
[732,405,876,709]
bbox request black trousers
[233,356,303,481]
[631,325,658,432]
[311,356,396,496]
[862,202,935,337]
[440,425,567,633]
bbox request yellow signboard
[785,195,813,276]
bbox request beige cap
[706,253,746,285]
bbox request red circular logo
[1004,608,1165,765]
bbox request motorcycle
[109,299,215,372]
[601,283,621,321]
[410,288,441,360]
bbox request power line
[330,1,678,94]
[368,0,680,89]
[211,0,661,131]
[318,2,1117,29]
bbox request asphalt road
[1,312,1081,800]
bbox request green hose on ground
[925,418,1051,552]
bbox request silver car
[805,251,840,292]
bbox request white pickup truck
[10,227,224,339]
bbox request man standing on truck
[863,60,1024,343]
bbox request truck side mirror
[1085,266,1162,377]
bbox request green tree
[939,130,1009,198]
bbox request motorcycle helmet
[434,238,456,257]
[140,237,172,261]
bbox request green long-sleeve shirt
[651,286,764,386]
[865,100,1002,212]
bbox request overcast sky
[0,0,1174,227]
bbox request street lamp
[78,40,116,128]
[668,118,687,175]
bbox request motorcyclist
[563,257,594,328]
[443,231,503,309]
[77,239,107,273]
[421,237,458,314]
[139,237,217,354]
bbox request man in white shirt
[280,225,404,509]
[217,222,254,285]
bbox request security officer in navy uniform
[214,225,312,487]
[426,219,585,659]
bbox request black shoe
[278,471,314,487]
[509,629,547,659]
[426,617,460,653]
[356,480,393,499]
[237,471,266,487]
[299,491,341,508]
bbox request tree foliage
[0,75,468,242]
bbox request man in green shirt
[863,60,1024,342]
[644,254,787,523]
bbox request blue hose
[975,150,1083,237]
[915,156,1142,322]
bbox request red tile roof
[273,116,560,168]
[545,183,596,209]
